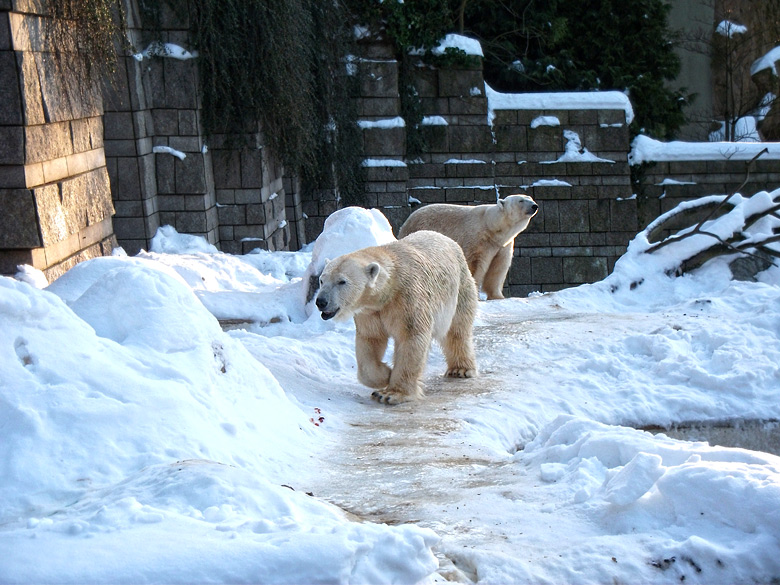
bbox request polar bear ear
[366,262,381,288]
[496,198,505,208]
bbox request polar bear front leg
[355,313,391,389]
[371,332,429,404]
[482,243,513,300]
[355,329,392,389]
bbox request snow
[715,20,747,37]
[357,117,406,129]
[486,83,635,125]
[708,117,761,142]
[630,134,780,164]
[750,45,780,76]
[757,92,776,121]
[657,178,696,186]
[541,129,615,164]
[151,225,219,254]
[421,116,448,126]
[133,42,198,62]
[531,115,560,128]
[528,178,572,187]
[3,190,780,583]
[431,34,484,57]
[152,145,187,160]
[362,158,407,167]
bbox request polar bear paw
[445,366,477,378]
[371,383,423,405]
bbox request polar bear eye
[337,279,347,286]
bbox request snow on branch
[636,149,779,278]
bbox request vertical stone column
[102,0,158,256]
[105,0,217,254]
[213,131,290,254]
[105,0,294,255]
[353,40,409,234]
[0,1,116,280]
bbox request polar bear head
[488,194,538,242]
[315,252,388,321]
[500,193,538,227]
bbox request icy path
[297,307,679,583]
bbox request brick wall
[0,1,116,281]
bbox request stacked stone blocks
[0,1,115,280]
[340,43,637,295]
[635,158,779,232]
[104,0,294,256]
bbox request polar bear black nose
[530,203,539,214]
[315,296,327,310]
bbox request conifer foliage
[460,0,691,139]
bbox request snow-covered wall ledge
[630,135,780,164]
[486,83,635,126]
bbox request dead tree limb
[643,148,780,277]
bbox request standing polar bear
[398,194,538,300]
[316,230,478,404]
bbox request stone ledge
[23,147,106,188]
[8,216,116,273]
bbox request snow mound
[301,207,396,317]
[150,224,219,254]
[523,416,780,579]
[0,262,440,583]
[0,267,311,520]
[1,460,438,584]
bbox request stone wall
[634,152,780,233]
[104,0,297,256]
[3,8,776,292]
[341,42,636,296]
[0,1,116,281]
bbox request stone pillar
[105,0,293,255]
[0,1,116,280]
[213,131,290,254]
[353,40,409,234]
[105,0,217,255]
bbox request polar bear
[316,230,478,404]
[398,194,538,300]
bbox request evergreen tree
[460,0,691,139]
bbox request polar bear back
[389,230,474,339]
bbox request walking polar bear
[316,230,478,404]
[398,194,538,300]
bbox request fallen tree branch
[646,148,769,255]
[643,148,780,278]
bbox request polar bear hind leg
[442,270,478,378]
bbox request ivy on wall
[45,0,127,100]
[137,0,363,205]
